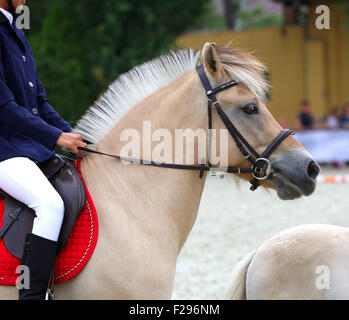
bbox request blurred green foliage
[237,5,283,29]
[27,0,211,127]
[339,0,349,29]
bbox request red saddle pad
[0,158,98,286]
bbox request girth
[77,65,294,191]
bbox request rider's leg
[0,157,64,299]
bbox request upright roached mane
[73,47,269,147]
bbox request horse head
[200,42,320,200]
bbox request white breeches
[0,157,64,241]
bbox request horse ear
[202,42,223,81]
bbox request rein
[78,65,294,191]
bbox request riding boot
[18,233,58,300]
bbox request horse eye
[242,104,259,115]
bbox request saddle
[0,154,86,259]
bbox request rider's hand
[56,132,87,154]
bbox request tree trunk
[221,0,240,29]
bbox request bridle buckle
[243,151,251,159]
[251,158,272,180]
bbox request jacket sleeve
[36,72,73,133]
[0,47,63,150]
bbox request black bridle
[196,65,294,190]
[78,65,294,191]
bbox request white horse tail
[223,250,257,300]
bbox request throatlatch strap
[207,101,213,167]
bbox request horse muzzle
[268,149,320,200]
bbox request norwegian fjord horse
[225,224,349,300]
[0,43,318,299]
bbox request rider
[0,0,86,299]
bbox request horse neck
[80,70,208,253]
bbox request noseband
[78,65,294,191]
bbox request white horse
[0,43,318,299]
[225,224,349,300]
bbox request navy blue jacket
[0,12,72,163]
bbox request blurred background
[25,0,349,299]
[27,0,349,168]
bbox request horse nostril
[307,160,320,180]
